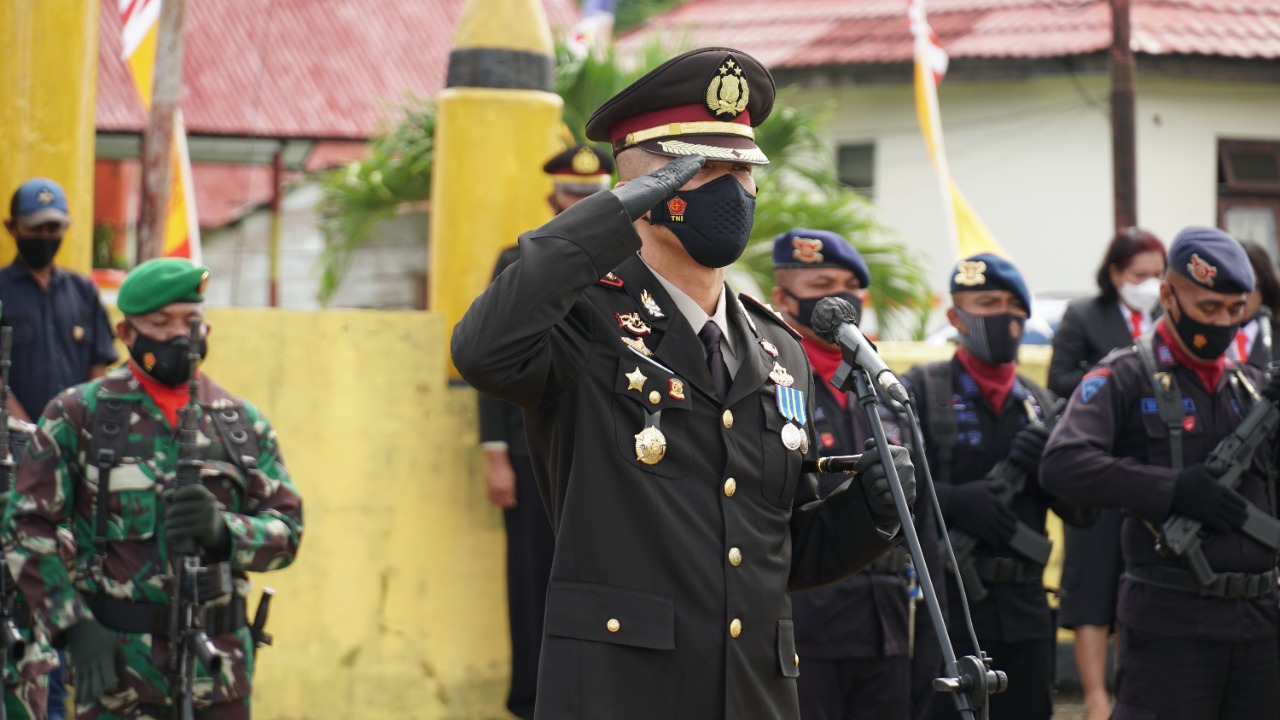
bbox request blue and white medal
[775,385,809,453]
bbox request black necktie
[699,320,731,403]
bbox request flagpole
[137,0,190,261]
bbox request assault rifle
[0,327,27,720]
[167,319,226,720]
[1156,374,1280,586]
[947,399,1066,603]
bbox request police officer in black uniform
[906,255,1082,720]
[452,47,916,720]
[476,143,613,720]
[1043,227,1280,720]
[772,229,945,720]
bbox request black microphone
[811,297,911,405]
[801,455,863,474]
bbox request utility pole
[1110,0,1137,231]
[137,0,190,260]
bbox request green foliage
[314,99,435,304]
[615,0,690,32]
[554,40,678,147]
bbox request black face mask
[783,289,862,330]
[956,309,1026,365]
[128,325,207,387]
[1170,291,1238,360]
[16,237,61,270]
[646,174,756,269]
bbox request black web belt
[974,556,1044,586]
[88,594,247,637]
[1126,564,1278,600]
[865,546,910,575]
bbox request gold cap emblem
[706,55,750,121]
[954,260,987,287]
[571,146,601,175]
[791,238,825,264]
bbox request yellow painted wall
[0,0,97,274]
[195,309,510,720]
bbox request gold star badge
[705,54,750,120]
[626,367,648,392]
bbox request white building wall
[1137,76,1280,244]
[789,72,1280,303]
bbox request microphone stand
[831,360,1005,720]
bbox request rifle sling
[1136,330,1186,472]
[91,398,134,559]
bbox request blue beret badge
[1187,254,1218,288]
[792,237,825,264]
[1080,368,1110,404]
[954,260,987,287]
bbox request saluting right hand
[612,155,706,221]
[1171,463,1248,532]
[65,619,125,701]
[947,479,1018,547]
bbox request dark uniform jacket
[451,192,896,720]
[477,246,529,458]
[792,378,942,660]
[904,357,1057,644]
[1049,295,1141,399]
[1042,333,1279,641]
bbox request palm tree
[315,43,934,337]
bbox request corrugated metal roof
[619,0,1280,68]
[97,0,580,139]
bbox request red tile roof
[619,0,1280,68]
[97,0,580,139]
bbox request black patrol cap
[543,144,614,195]
[585,47,775,165]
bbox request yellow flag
[120,0,201,262]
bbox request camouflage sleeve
[1,391,93,636]
[223,402,303,572]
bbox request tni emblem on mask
[143,352,156,371]
[1187,253,1217,287]
[1009,319,1022,339]
[666,197,687,221]
[705,55,750,121]
[1193,333,1207,349]
[954,260,987,286]
[791,238,825,264]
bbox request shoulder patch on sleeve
[738,293,802,341]
[1079,368,1110,404]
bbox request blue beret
[950,253,1032,317]
[1169,226,1253,294]
[771,228,871,288]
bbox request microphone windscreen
[812,297,858,344]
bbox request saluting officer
[2,259,304,719]
[452,47,916,720]
[476,142,613,720]
[906,255,1084,720]
[1043,228,1280,719]
[772,229,945,720]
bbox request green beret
[118,258,210,316]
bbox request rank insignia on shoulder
[760,339,778,357]
[640,289,666,318]
[769,362,794,387]
[600,272,624,288]
[668,378,686,400]
[615,312,653,336]
[621,336,653,356]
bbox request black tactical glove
[945,479,1018,547]
[65,619,124,701]
[1008,423,1051,476]
[1171,463,1248,533]
[164,484,229,550]
[855,440,916,524]
[612,155,706,221]
[1262,367,1280,403]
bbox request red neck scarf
[801,336,848,410]
[956,346,1017,415]
[128,361,193,428]
[1156,318,1224,392]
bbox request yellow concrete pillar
[429,0,564,377]
[0,0,98,275]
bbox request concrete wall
[198,308,509,719]
[787,71,1280,303]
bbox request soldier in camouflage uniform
[1,259,304,719]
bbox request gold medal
[780,422,803,451]
[634,426,667,465]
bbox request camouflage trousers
[4,678,50,720]
[74,697,249,720]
